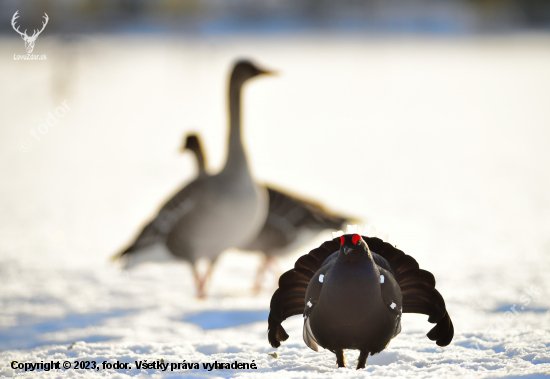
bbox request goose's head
[181,134,200,153]
[230,60,276,87]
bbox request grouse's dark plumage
[268,234,453,369]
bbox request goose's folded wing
[115,181,200,259]
[248,187,351,253]
[363,237,454,347]
[266,186,350,230]
[267,240,338,348]
[151,182,200,234]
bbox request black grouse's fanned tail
[267,236,454,348]
[267,241,335,348]
[360,237,454,347]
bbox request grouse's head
[338,233,371,263]
[182,134,200,153]
[230,60,276,86]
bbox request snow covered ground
[1,34,550,378]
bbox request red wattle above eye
[352,234,361,245]
[340,236,345,245]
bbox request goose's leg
[266,256,281,281]
[191,264,205,299]
[253,255,270,294]
[197,258,217,299]
[197,282,206,299]
[254,256,282,294]
[356,350,369,369]
[335,350,345,368]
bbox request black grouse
[268,233,453,369]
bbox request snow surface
[1,35,550,378]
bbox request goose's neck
[222,77,249,175]
[191,144,206,176]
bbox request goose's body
[160,168,267,263]
[115,60,272,298]
[268,234,453,369]
[182,133,352,292]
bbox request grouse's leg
[356,350,369,369]
[335,350,346,368]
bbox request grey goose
[114,60,273,298]
[182,133,353,293]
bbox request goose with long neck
[182,133,353,294]
[182,135,207,176]
[224,64,249,174]
[114,60,272,298]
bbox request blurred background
[1,1,549,376]
[1,0,550,34]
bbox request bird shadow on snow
[455,340,506,354]
[492,305,548,313]
[367,350,416,366]
[0,310,132,351]
[182,310,269,330]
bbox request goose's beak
[258,68,278,76]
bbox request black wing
[302,260,334,351]
[267,240,336,348]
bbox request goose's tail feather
[111,220,164,262]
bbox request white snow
[1,34,550,378]
[345,225,357,234]
[331,231,344,239]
